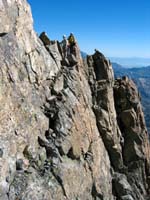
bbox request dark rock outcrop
[0,0,150,200]
[112,63,150,133]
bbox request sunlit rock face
[0,0,149,200]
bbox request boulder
[39,32,51,46]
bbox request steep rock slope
[0,0,150,200]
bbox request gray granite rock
[0,0,149,200]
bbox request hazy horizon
[109,57,150,67]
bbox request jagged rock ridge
[112,63,150,133]
[0,0,150,200]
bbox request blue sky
[28,0,150,58]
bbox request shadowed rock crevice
[0,32,8,37]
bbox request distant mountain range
[80,51,87,59]
[110,57,150,68]
[112,62,150,133]
[81,52,150,68]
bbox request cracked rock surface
[0,0,150,200]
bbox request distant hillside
[110,57,150,68]
[81,51,88,58]
[112,63,150,133]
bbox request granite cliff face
[0,0,150,200]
